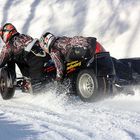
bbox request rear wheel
[76,69,109,102]
[0,68,15,100]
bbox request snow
[1,92,140,140]
[0,0,140,139]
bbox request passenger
[39,32,106,81]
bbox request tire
[76,69,109,102]
[0,68,15,100]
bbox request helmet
[0,23,18,43]
[39,32,56,53]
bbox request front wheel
[0,68,15,100]
[76,69,109,102]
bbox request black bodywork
[1,52,140,101]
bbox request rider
[0,23,50,91]
[39,32,106,81]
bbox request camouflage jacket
[0,33,33,68]
[50,36,106,79]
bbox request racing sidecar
[1,52,140,102]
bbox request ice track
[0,89,140,140]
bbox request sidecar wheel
[76,69,109,102]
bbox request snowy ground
[0,90,140,140]
[0,0,140,140]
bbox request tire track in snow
[0,102,94,140]
[0,92,140,140]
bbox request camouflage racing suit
[49,36,106,80]
[0,33,49,82]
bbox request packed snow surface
[0,91,140,140]
[0,0,140,139]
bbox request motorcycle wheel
[76,69,109,102]
[0,68,15,100]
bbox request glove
[55,76,63,82]
[55,73,63,84]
